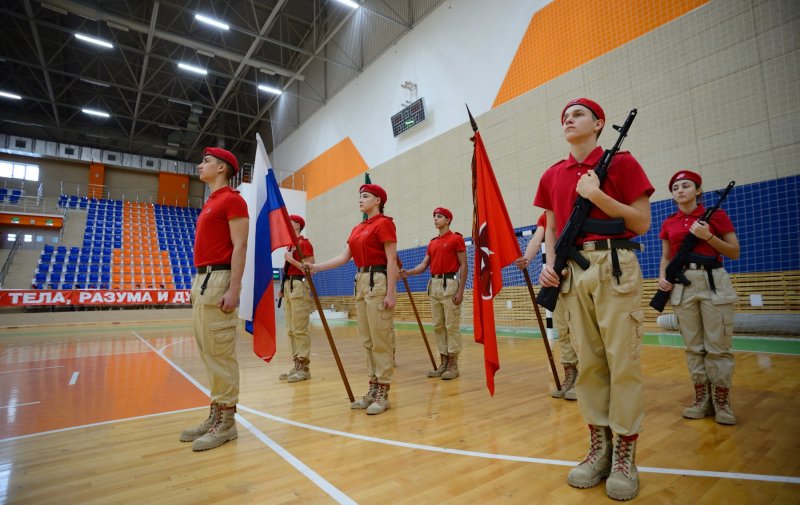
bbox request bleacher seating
[33,197,200,290]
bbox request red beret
[433,207,453,221]
[203,147,239,175]
[669,170,702,190]
[561,98,605,124]
[359,184,387,204]
[289,214,305,230]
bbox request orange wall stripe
[280,137,368,200]
[493,0,708,108]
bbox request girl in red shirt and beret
[305,184,398,415]
[658,170,740,425]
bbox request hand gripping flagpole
[281,208,354,403]
[467,104,561,391]
[397,257,437,370]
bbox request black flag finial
[466,104,478,132]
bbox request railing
[0,234,22,288]
[58,182,204,208]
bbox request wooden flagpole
[521,269,561,390]
[397,257,437,370]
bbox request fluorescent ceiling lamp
[258,84,282,95]
[158,123,182,131]
[82,108,110,118]
[0,91,22,100]
[195,14,229,30]
[86,133,109,139]
[80,78,110,88]
[178,63,207,75]
[335,0,359,8]
[75,33,114,49]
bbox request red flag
[471,123,522,395]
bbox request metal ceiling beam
[232,2,361,153]
[188,0,287,153]
[22,0,62,134]
[128,2,159,150]
[44,0,305,81]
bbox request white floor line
[0,365,65,374]
[132,331,356,505]
[68,371,79,385]
[0,402,40,410]
[133,333,800,486]
[0,406,206,443]
[158,338,190,353]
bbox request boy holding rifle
[536,99,653,500]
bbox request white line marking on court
[0,406,206,443]
[0,365,65,374]
[68,371,79,385]
[158,338,191,353]
[0,402,40,410]
[132,331,356,505]
[236,405,800,485]
[132,332,800,487]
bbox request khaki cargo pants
[355,272,395,384]
[670,268,737,387]
[553,301,577,365]
[283,277,312,360]
[428,277,462,355]
[191,270,240,406]
[561,248,645,436]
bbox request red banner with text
[0,290,191,307]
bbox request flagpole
[397,257,437,370]
[521,270,561,390]
[280,208,354,403]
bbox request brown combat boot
[179,403,219,442]
[366,383,391,415]
[288,357,311,383]
[428,354,449,378]
[606,434,639,501]
[712,384,737,425]
[551,364,578,400]
[351,379,379,409]
[683,382,713,419]
[567,425,613,488]
[192,405,238,451]
[279,357,300,380]
[441,353,460,380]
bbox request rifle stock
[536,109,638,312]
[649,181,735,312]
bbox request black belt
[356,265,387,290]
[685,262,722,270]
[580,239,642,251]
[684,255,723,293]
[573,240,642,285]
[198,264,231,295]
[284,274,305,292]
[432,272,457,289]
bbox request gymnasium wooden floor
[0,314,798,504]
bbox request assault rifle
[536,109,638,312]
[649,181,735,312]
[276,254,290,308]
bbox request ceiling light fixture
[82,108,110,118]
[158,123,182,131]
[195,14,230,30]
[75,33,114,49]
[335,0,360,9]
[258,84,282,95]
[0,91,22,100]
[196,49,216,58]
[178,62,207,75]
[80,78,111,88]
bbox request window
[0,160,39,182]
[6,234,16,241]
[23,234,32,243]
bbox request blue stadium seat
[89,264,100,273]
[40,253,52,263]
[61,283,73,290]
[47,283,59,289]
[35,273,47,283]
[65,263,76,273]
[74,283,84,289]
[89,273,99,283]
[33,283,44,290]
[64,272,75,282]
[9,190,21,204]
[37,263,49,273]
[77,273,87,282]
[101,273,110,282]
[49,273,61,282]
[43,244,54,254]
[54,253,65,263]
[78,264,88,273]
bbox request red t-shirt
[536,212,546,228]
[659,205,735,261]
[534,147,654,244]
[347,214,397,268]
[285,236,314,276]
[194,186,249,267]
[427,231,466,275]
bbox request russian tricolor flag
[239,133,294,362]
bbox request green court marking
[313,319,800,355]
[0,321,190,338]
